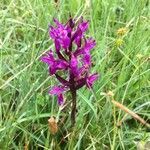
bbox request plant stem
[71,89,77,126]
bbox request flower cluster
[41,17,98,105]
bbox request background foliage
[0,0,149,149]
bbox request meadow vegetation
[0,0,149,149]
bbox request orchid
[41,17,98,125]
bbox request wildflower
[107,91,114,97]
[41,17,98,125]
[115,38,124,47]
[117,27,128,36]
[86,73,99,88]
[49,85,68,105]
[136,54,143,59]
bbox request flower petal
[49,19,71,49]
[79,21,89,32]
[49,66,56,75]
[72,28,82,42]
[48,59,68,75]
[61,37,70,49]
[49,86,67,95]
[57,94,64,105]
[56,60,68,70]
[75,36,82,47]
[86,73,99,88]
[70,54,78,75]
[75,77,86,89]
[84,38,96,52]
[49,85,68,106]
[40,50,55,65]
[53,18,64,28]
[83,52,91,66]
[55,39,61,52]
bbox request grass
[0,0,150,149]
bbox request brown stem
[111,99,150,128]
[71,89,77,126]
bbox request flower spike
[41,17,99,125]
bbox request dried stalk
[111,99,150,128]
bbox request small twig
[111,99,150,128]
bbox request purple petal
[40,50,57,75]
[72,28,82,42]
[49,86,66,95]
[75,36,82,47]
[83,52,91,66]
[53,18,64,28]
[49,26,57,39]
[74,65,89,82]
[79,21,89,32]
[49,60,68,75]
[49,59,68,75]
[70,54,78,75]
[49,22,70,49]
[40,50,55,65]
[86,73,99,88]
[49,66,56,75]
[56,60,68,70]
[84,38,96,52]
[57,94,64,105]
[41,56,53,64]
[75,77,86,89]
[61,37,70,49]
[49,85,68,106]
[59,29,68,38]
[55,40,61,52]
[74,47,83,56]
[74,38,96,57]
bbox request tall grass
[0,0,149,149]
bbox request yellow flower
[107,91,114,97]
[115,38,124,47]
[136,54,143,59]
[117,27,128,36]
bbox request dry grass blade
[111,99,150,128]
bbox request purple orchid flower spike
[40,17,99,126]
